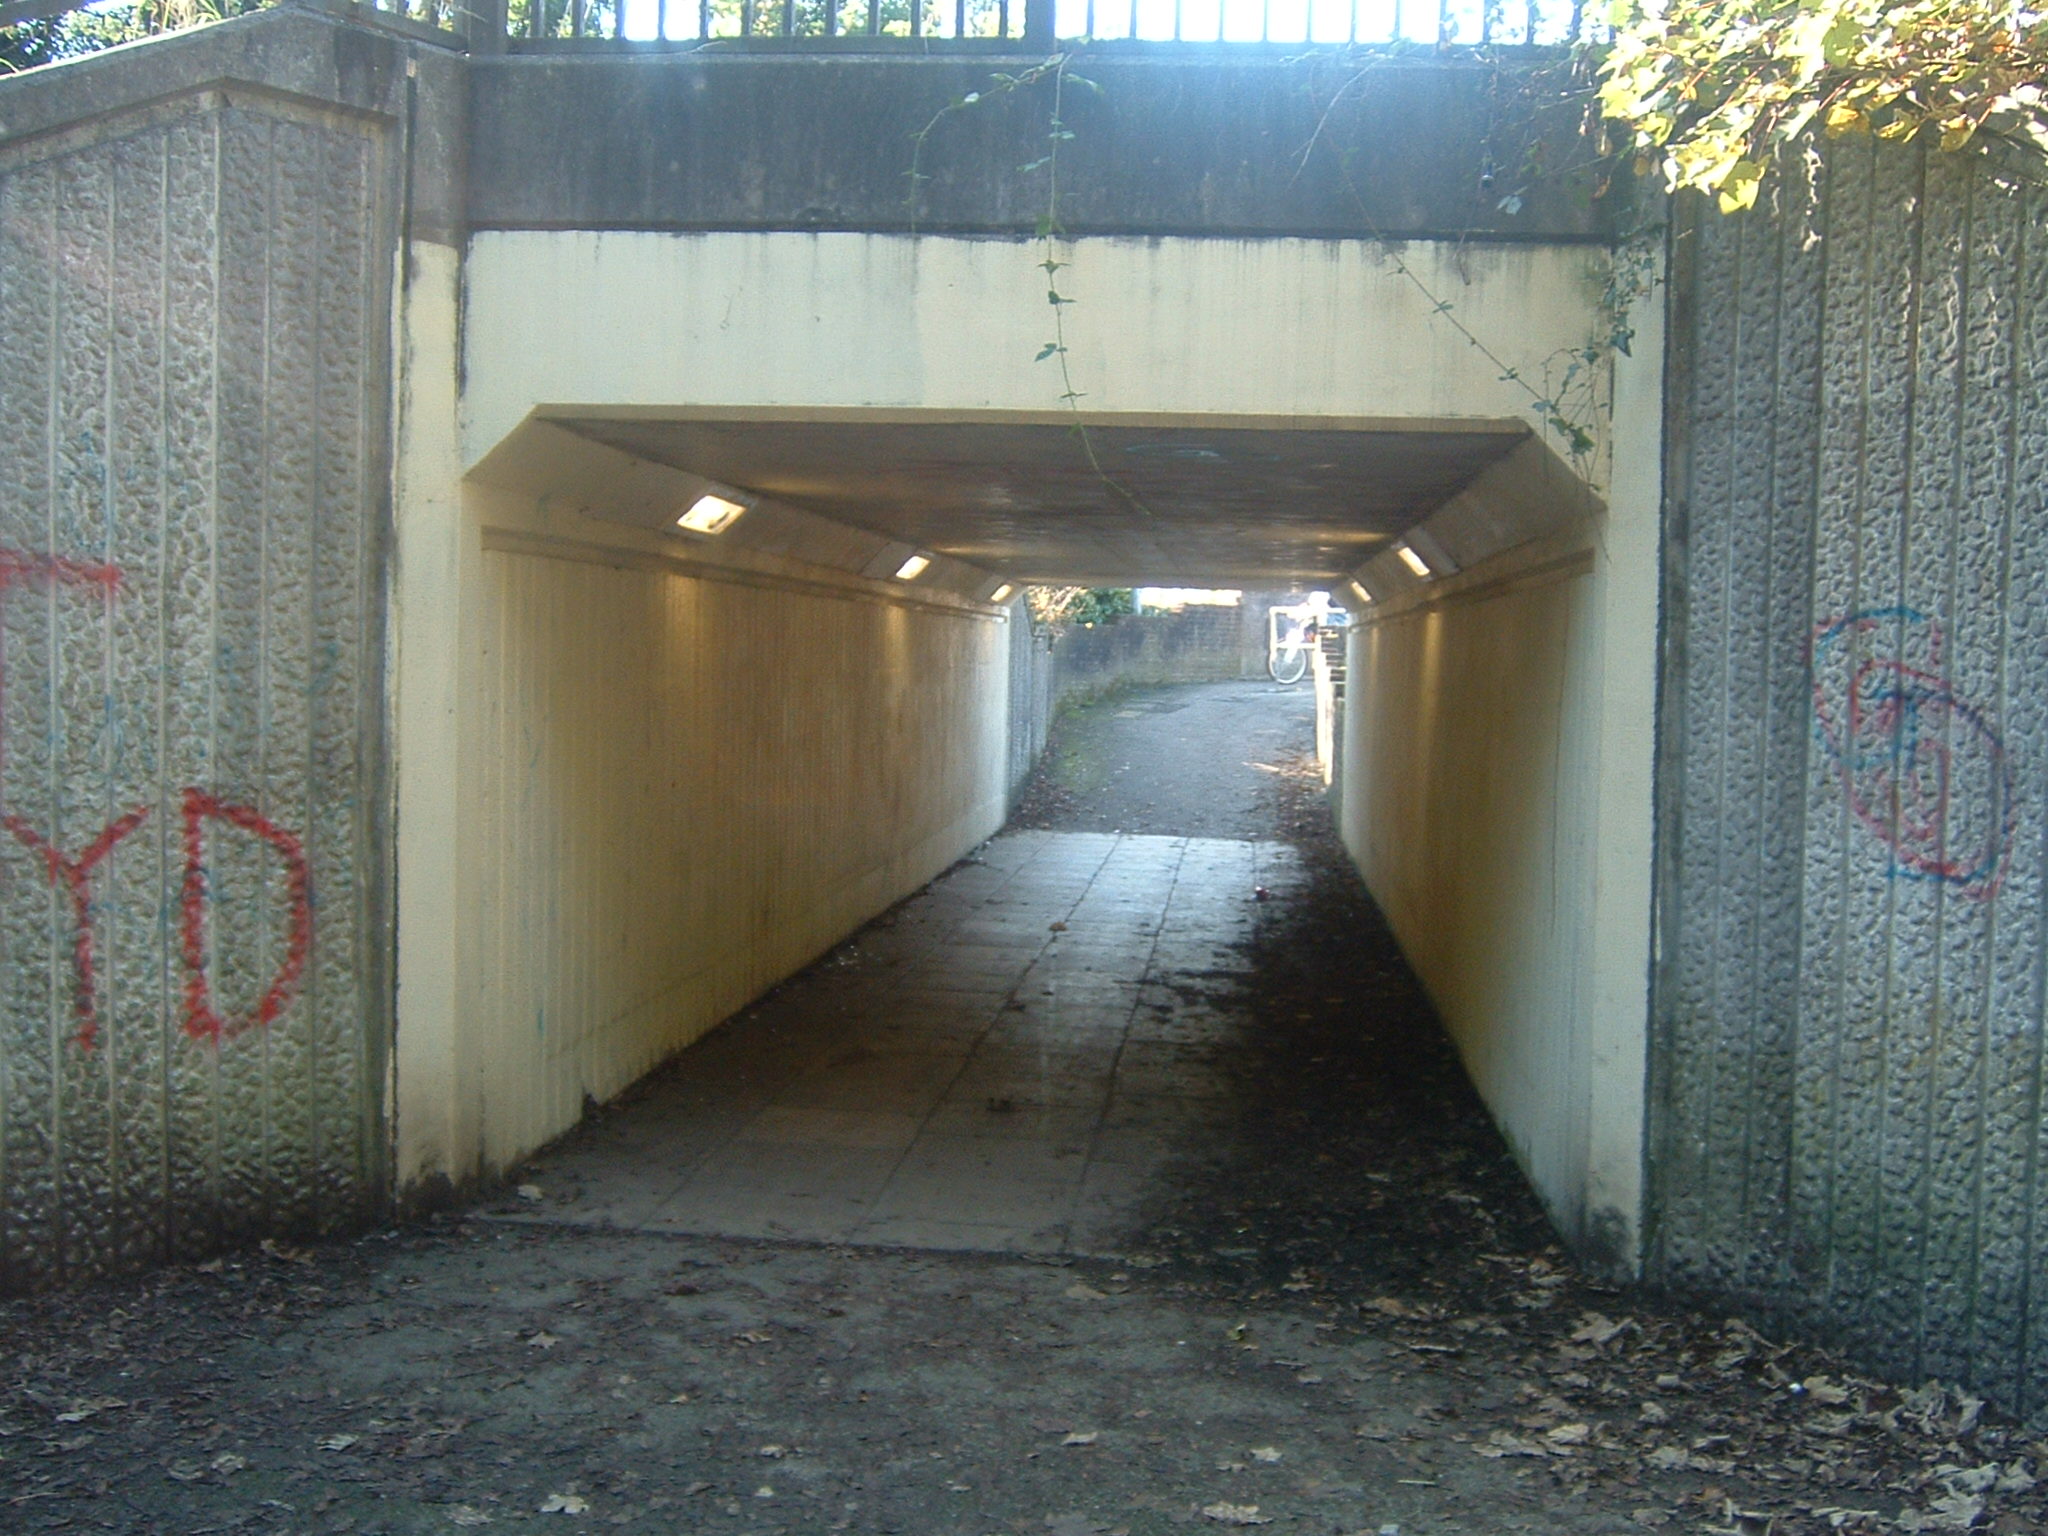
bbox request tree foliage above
[1598,0,2048,211]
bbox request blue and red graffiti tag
[1810,607,2016,901]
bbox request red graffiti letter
[179,790,312,1043]
[2,807,151,1050]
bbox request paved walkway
[506,831,1304,1255]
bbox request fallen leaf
[1062,1431,1099,1447]
[1570,1312,1634,1347]
[318,1433,360,1451]
[1065,1282,1108,1301]
[1201,1503,1274,1526]
[538,1492,588,1515]
[1475,1430,1550,1459]
[516,1184,545,1202]
[528,1332,560,1350]
[1250,1446,1282,1463]
[210,1453,247,1476]
[757,1444,787,1459]
[1544,1422,1591,1446]
[1893,1490,1983,1531]
[448,1507,494,1527]
[54,1397,126,1424]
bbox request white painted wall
[1335,295,1662,1272]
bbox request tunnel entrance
[492,677,1553,1285]
[441,398,1655,1279]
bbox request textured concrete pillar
[0,13,421,1284]
[1653,139,2048,1415]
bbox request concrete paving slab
[514,830,1287,1257]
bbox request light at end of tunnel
[988,583,1015,604]
[1349,579,1374,606]
[1396,543,1432,579]
[894,553,932,581]
[677,494,747,535]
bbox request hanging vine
[907,53,1152,514]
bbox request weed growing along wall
[0,98,391,1285]
[1653,138,2048,1414]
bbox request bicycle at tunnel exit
[1266,593,1336,686]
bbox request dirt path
[1008,680,1316,839]
[2,685,2041,1535]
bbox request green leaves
[1597,0,2048,211]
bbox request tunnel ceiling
[558,418,1529,586]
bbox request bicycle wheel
[1268,645,1308,685]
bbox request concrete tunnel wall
[442,222,1653,1242]
[448,482,1016,1182]
[1332,305,1664,1272]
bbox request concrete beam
[465,49,1622,242]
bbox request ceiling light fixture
[677,493,747,535]
[1348,579,1374,606]
[1396,543,1432,578]
[987,583,1015,604]
[894,554,931,581]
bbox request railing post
[1022,0,1055,49]
[466,0,509,52]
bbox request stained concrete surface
[492,678,1318,1254]
[498,831,1303,1256]
[2,684,2041,1535]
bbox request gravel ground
[2,684,2041,1536]
[1007,680,1316,840]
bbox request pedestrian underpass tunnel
[8,8,2048,1419]
[413,232,1662,1274]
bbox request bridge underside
[558,416,1529,586]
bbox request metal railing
[2,0,1598,51]
[470,0,1595,45]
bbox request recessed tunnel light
[894,554,931,581]
[988,583,1015,604]
[1396,543,1432,578]
[677,494,747,535]
[1348,580,1374,606]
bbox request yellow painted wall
[1335,297,1663,1271]
[395,225,1658,1251]
[1342,550,1605,1237]
[391,238,1016,1195]
[458,486,1012,1173]
[459,232,1611,478]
